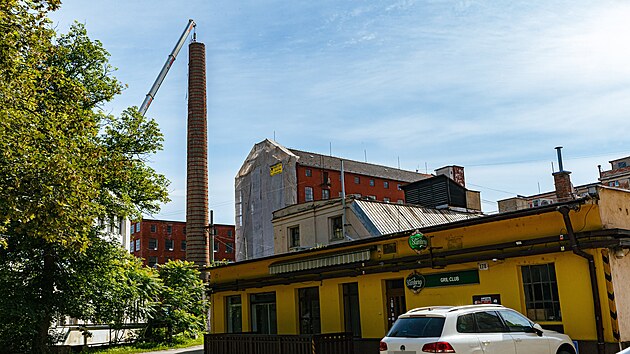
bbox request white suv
[380,305,576,354]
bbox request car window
[474,311,506,333]
[387,317,445,338]
[498,310,533,332]
[457,313,475,333]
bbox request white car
[380,304,576,354]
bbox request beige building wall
[273,199,371,254]
[597,187,630,229]
[610,250,630,341]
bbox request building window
[214,241,220,253]
[397,184,402,191]
[136,223,141,233]
[367,195,376,200]
[135,239,140,251]
[148,238,157,250]
[250,292,277,334]
[305,169,312,177]
[384,181,389,189]
[397,199,404,204]
[226,242,234,253]
[167,225,172,234]
[322,189,330,200]
[354,176,360,184]
[148,256,158,268]
[521,263,561,321]
[299,287,321,334]
[226,295,242,333]
[330,216,343,240]
[181,240,187,251]
[619,161,627,168]
[343,283,362,337]
[227,230,233,237]
[165,239,174,251]
[150,224,157,233]
[305,187,314,202]
[130,242,135,253]
[289,226,300,248]
[369,179,375,186]
[384,197,391,203]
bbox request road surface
[140,344,203,354]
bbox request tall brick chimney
[186,41,210,267]
[553,146,574,202]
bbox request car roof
[399,304,506,317]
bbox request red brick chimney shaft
[186,42,209,267]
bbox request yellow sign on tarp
[270,163,282,176]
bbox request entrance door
[386,279,406,329]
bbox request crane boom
[139,19,196,116]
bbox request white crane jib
[139,19,196,116]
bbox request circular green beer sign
[408,232,428,251]
[406,272,426,294]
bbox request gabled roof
[288,148,430,183]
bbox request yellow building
[206,187,630,354]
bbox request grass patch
[84,336,203,354]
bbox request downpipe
[558,206,605,354]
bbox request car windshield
[387,316,445,338]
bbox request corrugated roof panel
[269,248,371,274]
[354,200,480,235]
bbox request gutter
[558,205,605,354]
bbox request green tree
[0,1,170,352]
[147,261,206,341]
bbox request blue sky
[51,1,630,224]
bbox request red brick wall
[130,220,236,266]
[296,165,408,204]
[130,219,187,266]
[212,224,236,262]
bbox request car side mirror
[532,323,544,337]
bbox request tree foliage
[0,1,170,352]
[147,261,207,341]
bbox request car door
[498,309,550,354]
[473,311,517,354]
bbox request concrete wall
[610,250,630,341]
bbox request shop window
[299,287,321,334]
[330,216,343,241]
[289,226,300,248]
[226,295,242,333]
[165,239,174,251]
[322,189,330,200]
[521,263,561,321]
[305,187,314,202]
[150,224,156,233]
[250,292,277,334]
[343,283,362,337]
[149,238,157,250]
[181,240,187,251]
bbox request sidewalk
[139,344,203,354]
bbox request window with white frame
[305,187,314,201]
[322,189,330,200]
[289,226,300,248]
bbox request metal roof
[288,148,430,183]
[352,199,481,235]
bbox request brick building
[235,139,435,261]
[130,219,235,266]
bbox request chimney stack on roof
[553,146,574,202]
